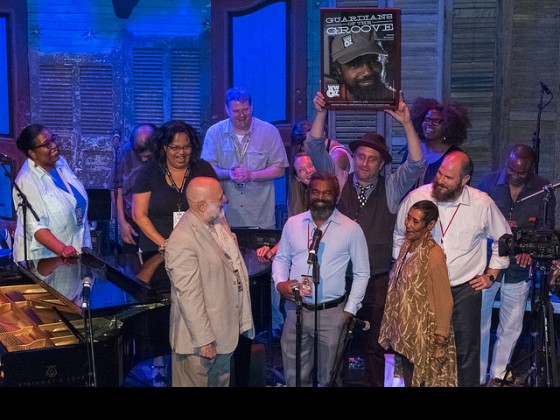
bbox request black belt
[451,282,470,290]
[302,295,345,311]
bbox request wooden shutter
[449,0,498,185]
[131,40,205,133]
[132,48,165,125]
[31,54,118,187]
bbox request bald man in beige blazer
[165,177,254,387]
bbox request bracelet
[158,240,168,254]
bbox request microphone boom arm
[516,182,560,204]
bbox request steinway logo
[46,364,58,378]
[14,366,86,387]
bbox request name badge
[173,211,185,228]
[75,207,84,228]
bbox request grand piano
[0,243,273,387]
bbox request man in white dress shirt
[394,151,511,387]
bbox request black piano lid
[17,251,167,316]
[89,250,171,295]
[94,246,272,283]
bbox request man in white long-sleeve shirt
[394,151,511,387]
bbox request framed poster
[321,8,401,110]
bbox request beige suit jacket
[165,211,254,355]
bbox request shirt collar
[302,207,342,228]
[435,185,472,207]
[497,168,508,185]
[352,173,378,189]
[226,118,253,137]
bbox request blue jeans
[480,279,530,384]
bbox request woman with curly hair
[404,98,471,189]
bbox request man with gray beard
[165,177,254,387]
[272,172,370,387]
[394,151,511,387]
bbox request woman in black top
[132,120,217,253]
[402,97,471,189]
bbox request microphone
[0,151,12,162]
[351,317,370,331]
[112,129,121,143]
[81,277,92,309]
[540,81,552,95]
[307,228,323,264]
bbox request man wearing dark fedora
[326,32,395,103]
[306,90,425,386]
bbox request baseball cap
[331,32,387,65]
[349,132,392,164]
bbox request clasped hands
[229,165,252,183]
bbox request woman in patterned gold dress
[379,200,457,386]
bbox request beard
[208,205,226,224]
[346,77,392,101]
[309,199,335,221]
[432,180,462,202]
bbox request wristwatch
[487,274,496,283]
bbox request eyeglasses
[33,135,59,150]
[423,117,444,127]
[166,144,192,153]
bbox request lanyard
[165,166,189,211]
[55,167,72,194]
[438,203,461,245]
[233,134,250,165]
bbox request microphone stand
[3,161,41,262]
[532,84,553,174]
[327,317,355,387]
[504,185,558,387]
[517,182,560,205]
[311,258,320,387]
[111,131,121,255]
[82,281,97,387]
[293,286,303,387]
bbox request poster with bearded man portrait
[321,8,401,110]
